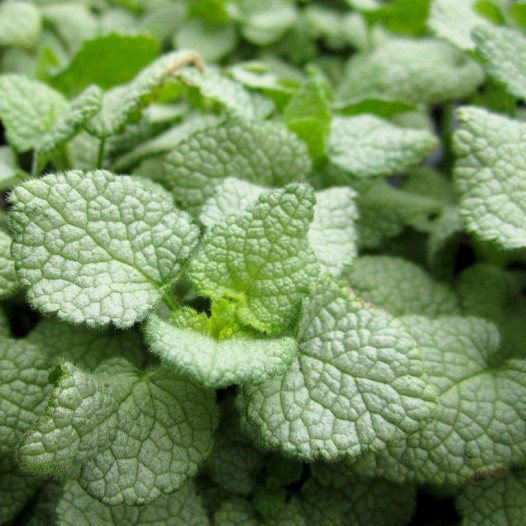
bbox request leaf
[337,38,484,105]
[188,184,319,334]
[0,230,18,299]
[18,359,218,505]
[300,464,416,526]
[36,85,103,165]
[458,264,526,360]
[428,0,492,50]
[0,1,41,50]
[0,75,69,152]
[145,312,298,388]
[456,469,526,526]
[308,187,358,276]
[175,19,237,62]
[343,256,460,317]
[9,170,199,328]
[176,68,275,119]
[473,25,526,101]
[231,0,298,46]
[27,319,145,370]
[0,337,50,522]
[283,77,332,160]
[0,146,26,191]
[85,51,205,138]
[199,178,358,276]
[328,115,436,179]
[453,106,526,250]
[52,34,160,95]
[164,119,310,214]
[353,316,526,486]
[242,274,437,461]
[214,497,306,526]
[57,480,210,526]
[41,3,98,54]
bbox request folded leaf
[328,116,436,179]
[353,317,526,486]
[189,184,319,334]
[9,170,199,328]
[242,274,437,461]
[85,51,205,138]
[145,312,298,388]
[163,119,311,214]
[19,359,218,505]
[453,106,526,249]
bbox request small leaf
[188,184,320,334]
[0,1,41,50]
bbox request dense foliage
[0,1,525,525]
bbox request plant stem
[162,289,180,312]
[440,102,454,174]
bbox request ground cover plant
[0,0,525,524]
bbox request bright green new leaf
[0,75,69,152]
[283,77,332,160]
[353,316,526,486]
[453,106,526,249]
[18,359,219,505]
[344,256,460,317]
[473,25,526,101]
[9,170,199,328]
[27,319,145,370]
[300,464,416,526]
[189,184,319,334]
[0,2,41,50]
[428,0,492,50]
[52,34,160,95]
[0,230,17,299]
[242,274,437,461]
[328,115,436,179]
[85,51,205,138]
[57,480,210,526]
[164,118,311,214]
[337,38,484,105]
[456,469,526,526]
[145,311,298,388]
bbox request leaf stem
[162,289,180,312]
